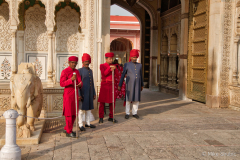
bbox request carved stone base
[159,85,179,96]
[0,120,45,145]
[149,86,159,91]
[206,95,220,108]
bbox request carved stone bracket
[181,13,189,19]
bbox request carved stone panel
[0,3,12,51]
[27,54,47,80]
[25,4,48,52]
[56,6,80,52]
[230,86,240,107]
[42,94,47,111]
[0,96,11,111]
[53,96,63,110]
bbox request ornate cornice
[179,54,187,59]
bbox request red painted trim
[110,16,139,22]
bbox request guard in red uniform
[98,52,118,123]
[60,56,82,138]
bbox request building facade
[0,0,240,118]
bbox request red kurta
[98,63,118,103]
[60,67,82,116]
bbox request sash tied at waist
[101,79,112,82]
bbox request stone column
[96,0,103,118]
[0,110,21,160]
[102,0,111,54]
[167,55,172,86]
[149,28,159,91]
[206,0,222,108]
[160,54,164,84]
[47,31,54,87]
[177,54,180,89]
[172,54,177,88]
[17,31,24,65]
[179,0,189,100]
[52,33,56,84]
[11,30,17,74]
[163,55,168,84]
[232,38,239,85]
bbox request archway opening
[110,37,133,65]
[110,4,141,65]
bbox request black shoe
[125,115,129,119]
[79,126,86,131]
[66,132,76,138]
[108,118,118,123]
[133,114,139,119]
[63,130,75,135]
[85,124,96,128]
[99,118,103,123]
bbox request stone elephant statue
[10,64,43,138]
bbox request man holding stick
[118,49,144,119]
[98,52,118,123]
[60,56,82,138]
[78,53,96,131]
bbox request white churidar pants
[126,101,139,115]
[78,110,91,127]
[78,101,95,127]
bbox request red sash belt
[101,79,112,82]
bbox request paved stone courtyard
[1,89,240,160]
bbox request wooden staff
[112,70,115,124]
[73,72,78,138]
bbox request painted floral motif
[62,59,68,70]
[34,58,43,78]
[1,57,11,79]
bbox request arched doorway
[54,1,81,82]
[110,37,133,65]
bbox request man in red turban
[60,56,82,138]
[118,49,144,119]
[98,52,118,123]
[82,53,91,64]
[129,49,139,62]
[77,53,96,131]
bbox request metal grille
[187,0,208,103]
[193,56,205,67]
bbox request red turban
[68,56,78,62]
[129,49,140,62]
[82,53,91,63]
[105,52,114,58]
